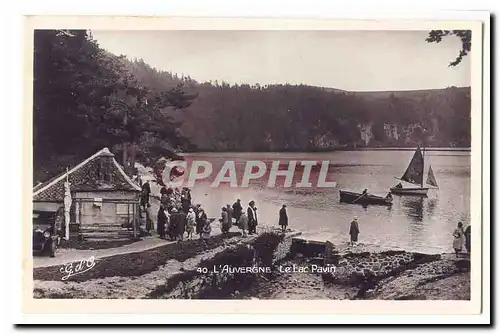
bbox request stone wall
[329,250,419,285]
[148,231,299,299]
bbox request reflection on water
[426,198,438,216]
[400,196,425,222]
[185,150,470,253]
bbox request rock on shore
[321,242,470,300]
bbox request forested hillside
[33,30,471,184]
[33,30,196,183]
[123,58,470,151]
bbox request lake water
[180,150,470,254]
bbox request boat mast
[421,146,425,188]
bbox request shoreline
[32,230,470,300]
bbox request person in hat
[201,218,212,244]
[177,207,187,241]
[247,201,258,235]
[145,203,153,233]
[349,217,360,246]
[141,180,151,210]
[186,208,196,240]
[196,206,207,237]
[232,199,243,222]
[452,222,465,258]
[226,204,234,224]
[168,208,179,241]
[238,211,249,237]
[157,204,167,239]
[220,207,230,234]
[278,204,288,233]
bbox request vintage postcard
[21,14,489,322]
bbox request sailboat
[390,146,439,196]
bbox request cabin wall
[77,202,128,225]
[73,191,139,226]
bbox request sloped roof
[33,148,141,202]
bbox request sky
[92,30,471,92]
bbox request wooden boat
[390,146,439,196]
[339,190,393,206]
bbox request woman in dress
[196,207,207,236]
[349,217,360,246]
[186,208,196,240]
[220,207,230,234]
[278,204,288,233]
[157,205,167,239]
[247,201,258,235]
[238,211,249,237]
[452,222,465,257]
[201,218,212,244]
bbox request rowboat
[339,190,393,206]
[390,146,439,196]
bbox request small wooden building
[33,148,142,240]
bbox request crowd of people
[137,179,290,243]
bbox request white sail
[426,165,439,188]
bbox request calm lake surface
[182,150,470,254]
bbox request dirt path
[33,230,224,268]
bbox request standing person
[220,207,230,234]
[279,204,288,233]
[201,218,212,244]
[226,204,234,224]
[181,188,190,213]
[452,222,465,258]
[186,208,196,240]
[196,207,207,237]
[177,209,187,241]
[349,217,360,246]
[145,203,153,233]
[193,203,201,216]
[168,208,179,241]
[157,205,167,239]
[247,201,258,235]
[141,180,151,208]
[238,211,249,237]
[232,199,243,222]
[464,224,471,255]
